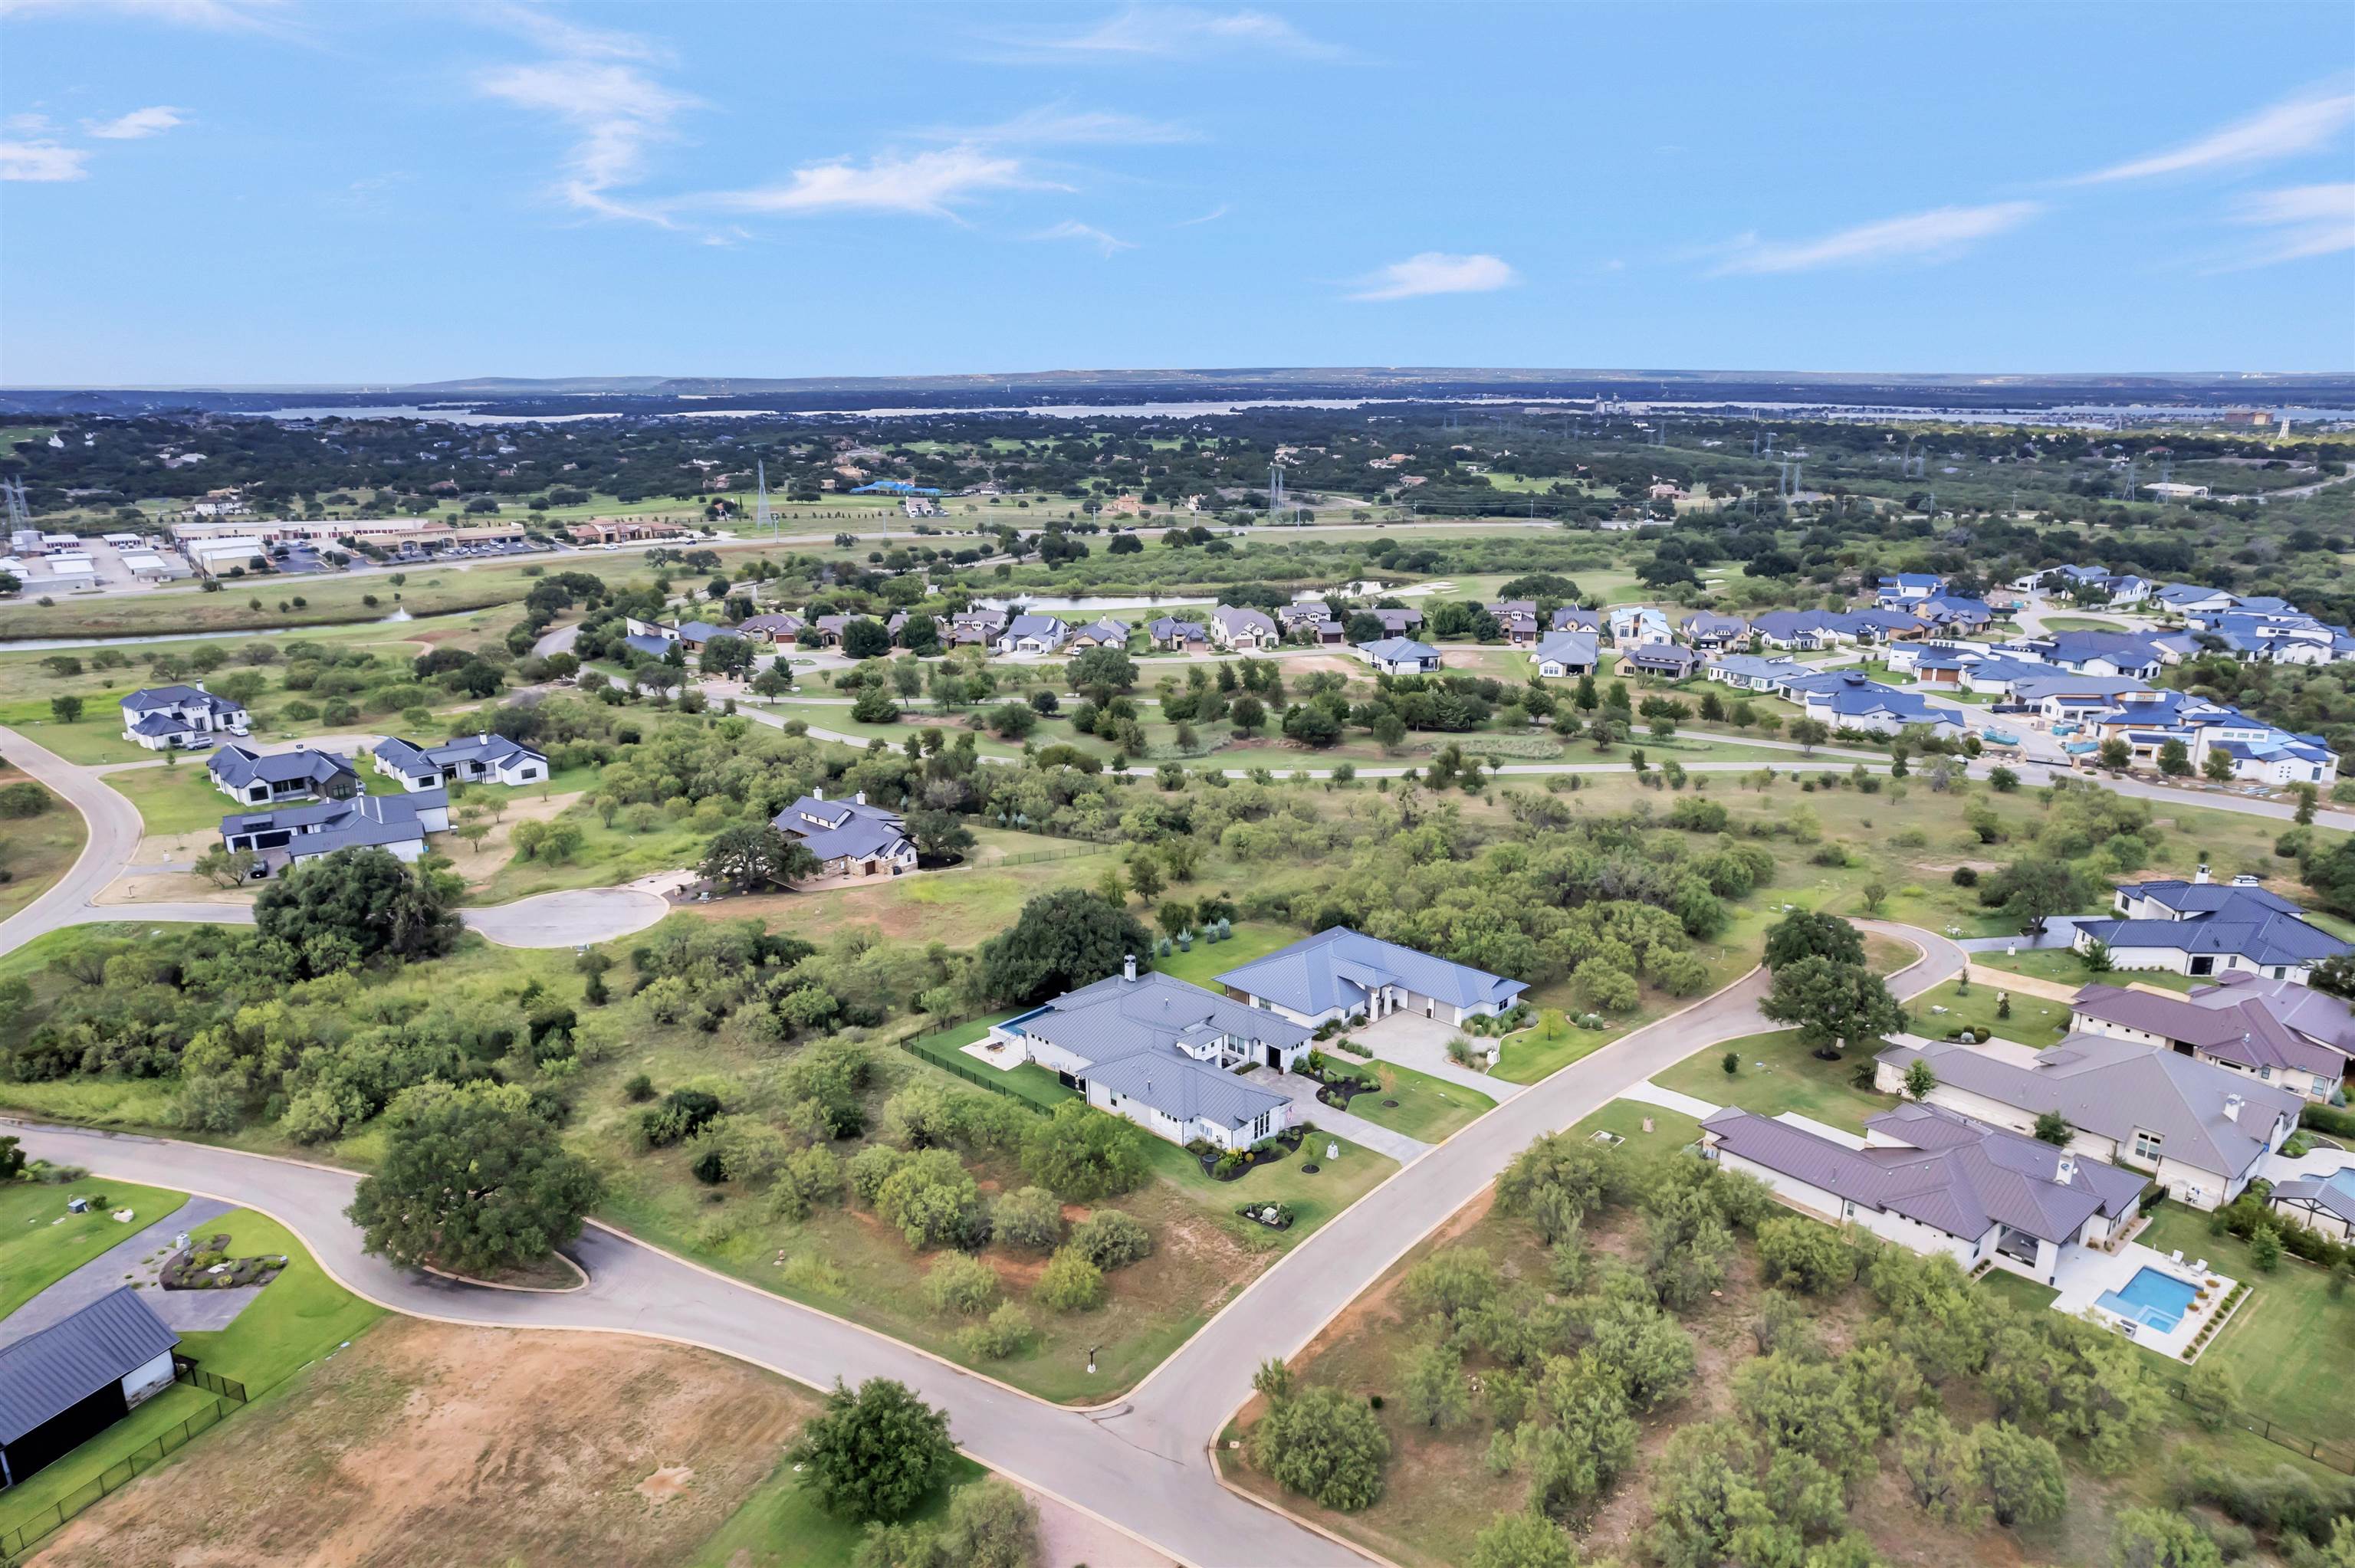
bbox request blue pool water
[2097,1267,2199,1332]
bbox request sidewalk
[1240,1068,1433,1164]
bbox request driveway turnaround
[1240,1068,1433,1164]
[458,887,672,946]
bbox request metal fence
[0,1366,248,1562]
[898,1030,1061,1111]
[2163,1382,2355,1476]
[990,843,1112,869]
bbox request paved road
[0,724,145,956]
[5,923,1962,1566]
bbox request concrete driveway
[1357,1012,1523,1100]
[1240,1068,1431,1163]
[459,887,672,946]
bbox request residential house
[1607,605,1672,646]
[1549,606,1600,633]
[1875,572,1949,605]
[1913,597,1995,632]
[994,615,1070,656]
[1798,673,1967,737]
[2029,631,2165,681]
[1216,926,1526,1028]
[1371,606,1426,636]
[2078,691,2337,786]
[621,615,680,659]
[2071,879,2353,985]
[1147,616,1209,652]
[1705,654,1810,695]
[675,621,723,652]
[1752,610,1854,651]
[2155,582,2241,616]
[1486,600,1541,645]
[207,744,359,805]
[1678,612,1749,651]
[770,789,917,877]
[1701,1101,2143,1285]
[2008,674,2154,724]
[218,788,448,876]
[372,733,549,792]
[734,612,803,643]
[1534,630,1600,677]
[1844,608,1932,642]
[1208,605,1280,651]
[987,959,1306,1150]
[2069,981,2349,1103]
[1066,618,1131,651]
[1275,602,1346,645]
[117,684,250,751]
[1356,637,1443,676]
[0,1288,182,1490]
[1617,644,1704,681]
[2267,1170,2355,1242]
[2039,566,2153,606]
[1872,1033,2300,1209]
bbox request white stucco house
[118,684,249,751]
[1214,927,1526,1028]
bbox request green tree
[935,1479,1039,1568]
[1903,1058,1937,1100]
[1894,1409,1983,1527]
[48,694,84,724]
[2157,738,2192,777]
[1398,1340,1471,1429]
[1468,1511,1581,1568]
[1756,1216,1855,1294]
[1020,1100,1149,1201]
[2033,1110,2073,1145]
[1247,1384,1392,1511]
[852,684,900,723]
[347,1080,601,1278]
[977,889,1154,1005]
[2203,747,2235,783]
[1068,645,1137,694]
[787,1378,956,1524]
[1759,956,1907,1058]
[1762,910,1866,972]
[1983,858,2084,936]
[1972,1420,2067,1529]
[1788,717,1831,753]
[255,846,462,977]
[698,825,819,892]
[2108,1508,2224,1568]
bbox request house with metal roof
[1677,612,1749,651]
[1704,654,1810,694]
[1751,610,1856,651]
[1798,673,1967,737]
[1066,618,1131,651]
[2071,880,2353,985]
[988,959,1306,1150]
[1702,1101,2143,1285]
[1875,572,1949,605]
[0,1287,182,1489]
[1533,630,1599,677]
[1215,927,1526,1028]
[117,684,250,752]
[1606,605,1672,647]
[218,787,448,876]
[2069,981,2350,1103]
[2025,631,2166,680]
[1617,644,1704,681]
[1872,1032,2301,1209]
[2268,1169,2355,1242]
[734,612,803,643]
[1549,605,1599,633]
[770,789,915,877]
[207,744,360,806]
[1207,605,1280,651]
[1355,636,1442,676]
[1372,606,1426,635]
[990,614,1069,656]
[1913,596,1995,631]
[2155,582,2239,615]
[1147,616,1209,651]
[373,733,548,792]
[2008,673,2154,723]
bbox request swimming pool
[2097,1267,2199,1332]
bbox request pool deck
[2051,1239,2238,1360]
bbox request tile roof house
[994,614,1070,655]
[207,744,360,806]
[118,684,249,751]
[1215,927,1526,1028]
[1355,636,1443,677]
[2069,981,2350,1102]
[0,1287,181,1488]
[2071,880,2353,985]
[218,787,448,877]
[1534,630,1600,677]
[1207,605,1280,651]
[1872,1032,2301,1209]
[373,733,548,791]
[1066,618,1131,650]
[990,959,1308,1151]
[770,789,916,877]
[1703,1101,2144,1286]
[1147,616,1210,651]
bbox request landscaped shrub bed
[1192,1127,1309,1182]
[161,1233,289,1291]
[1237,1201,1298,1230]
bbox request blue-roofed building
[1751,609,1858,651]
[1875,572,1948,606]
[1914,596,1995,631]
[207,743,360,805]
[1798,673,1967,737]
[373,732,549,791]
[994,613,1069,655]
[2155,582,2239,615]
[1357,636,1442,676]
[0,1287,181,1489]
[849,480,942,496]
[2072,879,2353,986]
[2028,631,2166,680]
[118,683,250,752]
[218,788,448,877]
[770,788,915,877]
[1533,629,1598,677]
[989,958,1306,1150]
[1214,927,1527,1029]
[1704,654,1810,694]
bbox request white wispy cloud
[687,146,1038,219]
[2215,182,2355,267]
[1711,201,2042,274]
[1176,203,1230,226]
[1033,218,1135,256]
[1,139,91,181]
[477,0,671,62]
[0,0,294,31]
[1348,252,1518,301]
[987,6,1342,62]
[2072,87,2355,184]
[924,106,1194,147]
[84,105,184,139]
[476,55,699,224]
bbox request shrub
[1247,1384,1392,1511]
[1033,1245,1105,1311]
[875,1149,989,1251]
[1070,1209,1154,1271]
[956,1301,1033,1362]
[990,1186,1066,1252]
[922,1253,1003,1317]
[639,1088,721,1148]
[1020,1101,1149,1200]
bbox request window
[2131,1129,2163,1163]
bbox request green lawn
[1141,1131,1398,1245]
[1972,947,2197,992]
[0,1207,383,1543]
[1907,976,2073,1048]
[0,778,87,925]
[1655,1027,1897,1133]
[2138,1205,2355,1446]
[1345,1061,1496,1143]
[0,1179,189,1317]
[2044,615,2127,632]
[1973,1268,2061,1315]
[0,701,149,766]
[688,1455,988,1568]
[1491,1014,1611,1085]
[103,763,245,838]
[1152,919,1300,986]
[901,1015,1076,1110]
[1574,1097,1704,1150]
[465,802,710,902]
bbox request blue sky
[2,1,2351,384]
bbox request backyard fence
[0,1364,248,1563]
[898,1028,1061,1111]
[2163,1382,2355,1476]
[988,842,1112,869]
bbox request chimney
[1123,954,1138,982]
[2055,1156,2076,1186]
[813,786,824,801]
[2195,863,2211,885]
[854,790,866,805]
[2223,1094,2243,1123]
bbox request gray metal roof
[2072,982,2347,1080]
[1876,1032,2303,1180]
[2271,1170,2355,1225]
[1011,970,1303,1131]
[207,745,357,792]
[0,1286,179,1445]
[1533,631,1598,667]
[2185,973,2355,1055]
[1216,927,1526,1017]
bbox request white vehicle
[599,542,619,552]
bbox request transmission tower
[1268,461,1285,523]
[2,477,29,535]
[754,459,774,537]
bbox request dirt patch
[93,858,255,906]
[453,790,585,888]
[35,1317,813,1568]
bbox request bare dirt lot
[36,1318,813,1568]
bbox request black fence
[2163,1382,2355,1476]
[898,1030,1065,1112]
[0,1363,248,1563]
